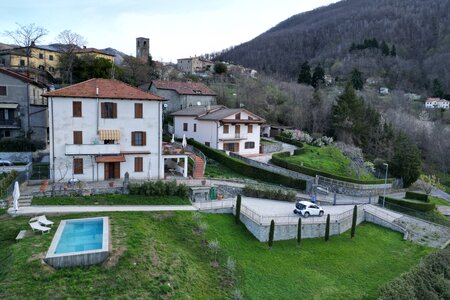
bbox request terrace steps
[191,154,205,179]
[18,195,33,207]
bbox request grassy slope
[205,215,431,300]
[282,144,376,181]
[32,194,190,206]
[429,195,450,206]
[205,159,253,180]
[0,212,230,299]
[0,212,431,299]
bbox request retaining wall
[260,140,283,154]
[0,152,33,163]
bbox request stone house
[43,78,167,182]
[146,80,217,113]
[177,56,213,74]
[425,98,450,109]
[172,105,265,155]
[0,68,48,141]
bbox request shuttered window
[73,101,82,117]
[73,131,83,144]
[131,131,146,146]
[193,124,197,132]
[223,125,229,134]
[135,103,143,118]
[101,102,117,118]
[183,123,188,131]
[245,141,255,149]
[248,125,253,133]
[0,86,6,96]
[73,158,83,174]
[135,157,143,172]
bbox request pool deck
[8,205,197,216]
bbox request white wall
[49,97,163,182]
[173,116,218,147]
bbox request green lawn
[32,194,190,205]
[429,195,450,206]
[0,212,432,299]
[282,144,376,181]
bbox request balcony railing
[0,119,20,127]
[65,144,121,155]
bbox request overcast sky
[1,0,340,62]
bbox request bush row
[405,191,429,202]
[379,248,450,299]
[378,196,435,212]
[0,170,18,198]
[128,180,189,198]
[242,185,297,202]
[188,139,307,190]
[0,138,46,152]
[274,136,304,148]
[272,152,394,185]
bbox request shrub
[325,214,330,241]
[128,180,189,198]
[0,170,18,198]
[351,205,357,238]
[188,139,306,190]
[297,218,302,245]
[268,220,275,249]
[405,191,429,202]
[235,194,241,224]
[272,152,395,185]
[379,196,435,212]
[274,136,304,148]
[242,185,296,202]
[0,138,37,152]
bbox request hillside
[217,0,450,93]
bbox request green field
[282,144,377,180]
[32,194,190,206]
[0,211,431,299]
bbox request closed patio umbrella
[182,134,187,148]
[13,181,20,211]
[171,134,175,143]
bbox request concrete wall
[260,140,282,153]
[364,212,406,235]
[49,97,163,182]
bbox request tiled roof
[171,105,225,116]
[151,80,216,96]
[74,48,115,57]
[42,78,165,101]
[0,68,46,88]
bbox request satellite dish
[197,101,201,106]
[163,104,168,108]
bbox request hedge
[272,152,395,185]
[274,136,304,148]
[0,138,45,152]
[378,196,435,212]
[242,185,297,202]
[0,170,18,198]
[405,191,429,202]
[128,180,189,198]
[188,139,307,190]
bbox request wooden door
[104,163,110,180]
[234,143,240,153]
[114,162,120,179]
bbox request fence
[194,199,235,210]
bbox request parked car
[293,201,324,218]
[0,159,12,166]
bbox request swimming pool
[45,217,110,268]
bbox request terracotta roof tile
[42,78,165,101]
[0,68,47,88]
[74,48,114,56]
[151,80,216,96]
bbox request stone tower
[136,37,150,63]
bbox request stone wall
[0,152,33,163]
[260,140,283,154]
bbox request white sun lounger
[29,215,54,227]
[29,221,51,234]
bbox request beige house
[177,57,213,74]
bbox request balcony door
[104,162,120,180]
[223,142,239,153]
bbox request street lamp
[382,163,389,208]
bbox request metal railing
[194,198,235,210]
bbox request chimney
[96,87,99,96]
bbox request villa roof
[0,68,46,88]
[42,78,165,101]
[151,80,216,96]
[172,105,265,123]
[171,105,225,116]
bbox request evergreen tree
[351,205,357,238]
[390,45,397,57]
[325,214,330,241]
[350,68,364,90]
[297,218,302,245]
[311,64,325,88]
[268,220,275,249]
[380,41,390,56]
[297,61,311,85]
[235,194,241,224]
[432,79,444,98]
[390,132,422,187]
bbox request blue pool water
[55,219,104,254]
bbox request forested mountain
[217,0,450,93]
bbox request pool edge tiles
[44,217,110,268]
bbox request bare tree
[3,23,48,76]
[55,30,87,84]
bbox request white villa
[44,78,167,182]
[172,105,265,155]
[425,98,450,109]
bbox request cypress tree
[350,68,363,90]
[325,214,330,242]
[380,41,390,56]
[235,194,242,224]
[351,205,357,238]
[297,218,302,245]
[390,45,396,57]
[297,61,312,85]
[311,64,325,88]
[268,220,275,249]
[390,132,422,187]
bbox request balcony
[0,119,20,128]
[65,144,121,155]
[219,133,247,141]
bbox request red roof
[43,78,165,101]
[151,80,216,96]
[0,68,46,88]
[95,155,126,163]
